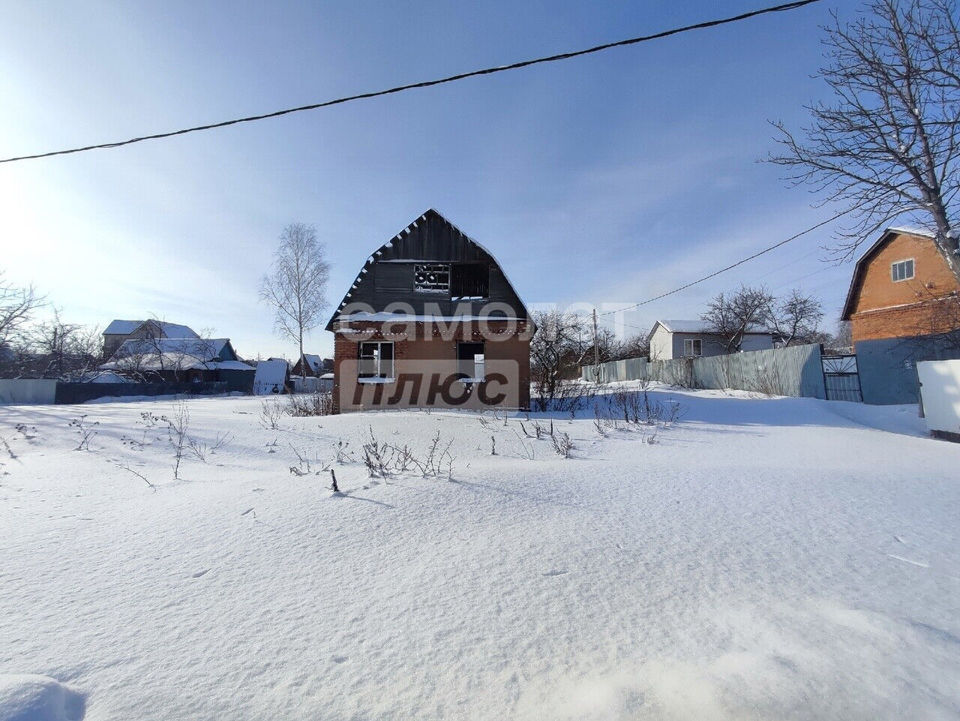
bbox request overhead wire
[0,0,821,164]
[597,208,850,317]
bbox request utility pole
[592,308,601,383]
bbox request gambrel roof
[840,226,937,320]
[325,209,531,331]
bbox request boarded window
[451,263,489,298]
[457,342,485,379]
[891,259,915,282]
[414,264,450,292]
[358,341,394,378]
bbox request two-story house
[326,209,533,413]
[841,226,960,403]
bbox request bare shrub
[163,401,190,480]
[287,392,334,417]
[69,415,98,451]
[551,432,574,458]
[747,363,791,397]
[187,431,232,463]
[533,380,596,414]
[362,427,391,478]
[333,439,354,463]
[259,400,284,430]
[358,428,454,479]
[594,388,685,433]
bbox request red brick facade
[332,320,531,413]
[844,230,960,345]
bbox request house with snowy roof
[326,209,534,412]
[100,336,253,383]
[102,319,200,359]
[291,353,332,378]
[647,319,775,360]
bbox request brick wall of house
[850,232,960,344]
[332,320,531,413]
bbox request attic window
[451,263,489,298]
[414,264,449,292]
[891,258,915,282]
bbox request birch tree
[259,223,330,366]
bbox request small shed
[253,359,290,395]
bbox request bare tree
[768,289,825,346]
[701,285,775,352]
[770,0,960,282]
[259,223,330,367]
[613,332,651,360]
[28,311,102,379]
[0,271,44,345]
[530,310,590,401]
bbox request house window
[683,338,702,357]
[457,342,485,380]
[451,263,489,298]
[358,341,394,379]
[414,264,449,292]
[891,258,915,282]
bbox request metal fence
[54,381,229,405]
[0,379,58,405]
[582,343,828,399]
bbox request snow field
[1,386,958,720]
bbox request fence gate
[821,354,862,402]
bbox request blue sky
[0,0,857,359]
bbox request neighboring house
[100,337,254,389]
[102,319,199,359]
[647,320,775,360]
[841,226,960,404]
[291,353,332,377]
[326,209,533,412]
[841,227,960,344]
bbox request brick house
[841,227,960,343]
[326,209,533,413]
[841,227,960,404]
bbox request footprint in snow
[331,655,348,664]
[543,569,568,577]
[191,569,211,578]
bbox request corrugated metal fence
[582,343,827,399]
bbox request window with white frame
[457,342,485,380]
[358,341,394,379]
[683,338,702,357]
[891,258,915,282]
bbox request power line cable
[0,0,821,164]
[598,208,850,317]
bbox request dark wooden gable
[326,209,530,329]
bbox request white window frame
[357,341,394,381]
[891,258,915,282]
[683,338,703,357]
[456,341,486,382]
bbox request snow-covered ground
[1,385,958,721]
